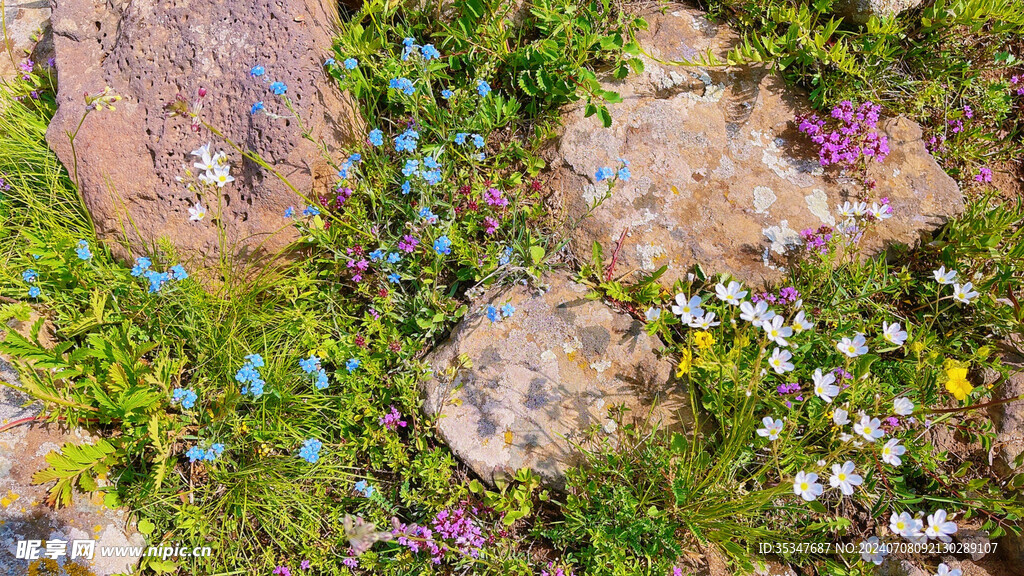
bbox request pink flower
[975,167,993,183]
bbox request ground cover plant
[0,1,1023,575]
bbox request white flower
[836,333,868,358]
[188,202,206,221]
[925,509,957,542]
[870,202,892,220]
[890,511,924,540]
[715,281,747,305]
[882,321,907,347]
[793,471,823,502]
[813,369,839,403]
[852,201,867,216]
[832,407,850,426]
[191,142,214,171]
[936,563,962,576]
[829,460,863,495]
[837,201,856,220]
[952,282,979,304]
[644,307,661,322]
[859,536,887,565]
[210,164,235,188]
[893,397,914,416]
[689,311,720,329]
[767,348,794,374]
[671,294,704,323]
[933,266,957,285]
[756,416,784,441]
[762,315,793,347]
[791,310,813,333]
[739,300,776,328]
[881,438,906,466]
[854,414,885,442]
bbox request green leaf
[138,518,156,535]
[529,245,546,264]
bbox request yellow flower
[945,367,973,401]
[693,330,715,350]
[675,349,693,378]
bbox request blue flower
[486,305,499,322]
[130,257,151,277]
[76,240,92,261]
[344,58,358,70]
[245,353,265,368]
[170,264,188,281]
[433,236,452,255]
[299,355,320,374]
[172,388,198,409]
[269,81,287,95]
[421,44,440,60]
[476,79,491,97]
[210,443,225,457]
[369,249,385,261]
[315,369,329,390]
[250,101,265,115]
[617,166,631,181]
[243,378,265,397]
[501,303,516,318]
[368,129,384,147]
[394,129,419,153]
[401,180,411,195]
[345,358,361,373]
[144,270,170,293]
[250,65,265,77]
[185,446,206,463]
[441,89,453,99]
[28,286,41,298]
[22,269,37,283]
[595,167,614,182]
[389,77,415,95]
[499,246,512,266]
[388,273,401,284]
[422,169,442,186]
[403,37,416,47]
[303,205,321,217]
[472,134,485,149]
[298,438,323,464]
[402,159,420,177]
[454,132,468,145]
[354,480,374,498]
[386,252,401,264]
[285,206,295,218]
[324,57,336,66]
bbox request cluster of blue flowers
[401,37,441,62]
[594,158,631,183]
[389,77,415,95]
[186,442,225,463]
[433,235,452,255]
[249,65,293,115]
[130,257,189,293]
[476,79,491,97]
[498,246,513,266]
[345,358,361,373]
[299,355,330,390]
[486,303,516,323]
[394,128,419,153]
[298,438,323,464]
[353,480,375,498]
[368,129,384,147]
[172,388,198,409]
[454,133,485,149]
[22,269,40,298]
[76,240,92,260]
[302,205,320,217]
[235,353,266,397]
[337,153,362,180]
[418,207,439,224]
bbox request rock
[548,7,962,287]
[879,558,929,576]
[956,528,994,561]
[0,359,144,576]
[983,341,1024,475]
[832,0,923,25]
[422,272,692,487]
[0,0,51,83]
[46,0,363,270]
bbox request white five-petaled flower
[832,407,850,426]
[829,461,863,496]
[869,202,892,220]
[933,265,957,285]
[767,348,794,374]
[644,307,661,322]
[854,414,885,442]
[790,310,813,333]
[890,511,924,541]
[762,315,793,347]
[756,416,784,441]
[893,397,914,416]
[739,300,776,328]
[211,164,235,188]
[837,333,869,358]
[671,294,704,322]
[881,438,906,466]
[925,509,957,542]
[882,321,907,347]
[936,562,962,576]
[793,471,823,501]
[859,536,887,565]
[191,143,214,170]
[188,202,206,221]
[714,281,747,305]
[837,201,859,220]
[952,282,979,304]
[813,369,839,403]
[689,311,721,329]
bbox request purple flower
[398,235,419,253]
[379,406,408,430]
[484,187,507,207]
[975,167,993,183]
[484,216,499,235]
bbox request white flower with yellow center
[188,202,206,221]
[829,461,862,496]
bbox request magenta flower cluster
[390,506,485,563]
[800,225,834,254]
[752,286,800,305]
[379,405,408,430]
[796,101,890,167]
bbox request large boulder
[0,2,51,83]
[983,341,1024,476]
[547,6,962,287]
[832,0,923,25]
[46,0,363,268]
[422,272,691,487]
